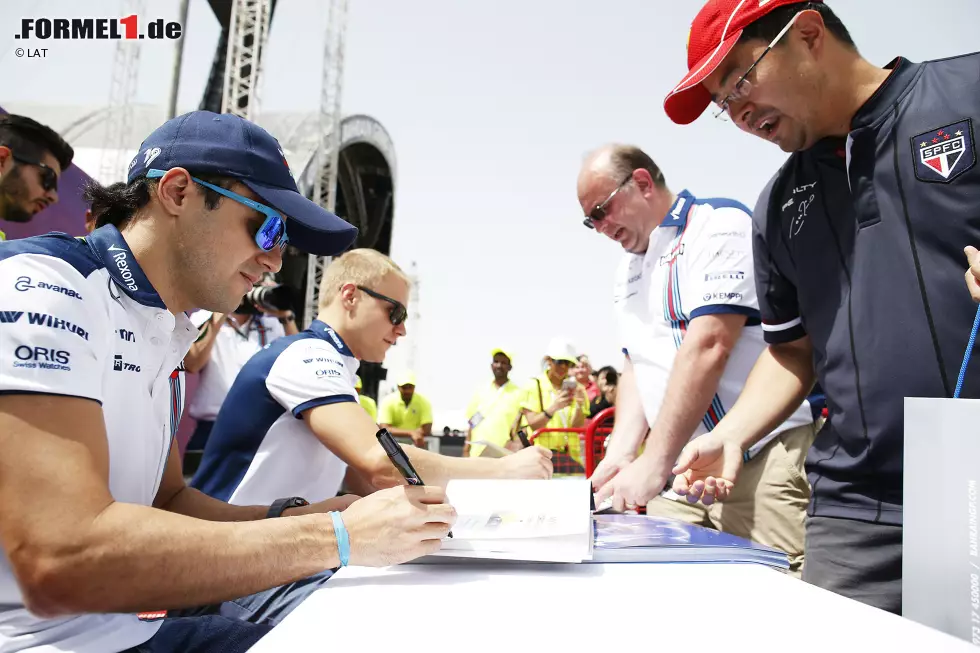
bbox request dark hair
[0,114,74,171]
[741,2,856,49]
[597,366,618,386]
[607,145,667,189]
[83,173,235,230]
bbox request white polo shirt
[0,226,197,653]
[191,320,360,505]
[187,311,284,421]
[613,190,812,460]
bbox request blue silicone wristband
[330,511,350,567]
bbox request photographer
[183,276,298,458]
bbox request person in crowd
[181,276,297,466]
[572,354,600,402]
[355,374,378,420]
[0,110,458,653]
[464,348,525,457]
[580,144,817,573]
[589,365,619,416]
[379,371,434,448]
[662,0,980,611]
[519,338,590,472]
[191,249,553,507]
[0,114,73,238]
[86,180,126,234]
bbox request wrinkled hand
[589,450,636,494]
[965,246,980,303]
[594,454,668,512]
[342,485,456,567]
[498,445,553,479]
[670,433,743,506]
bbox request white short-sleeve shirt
[191,320,360,505]
[613,190,812,459]
[0,226,197,653]
[187,312,285,421]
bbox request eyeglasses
[714,11,803,121]
[146,168,289,252]
[12,153,58,191]
[357,285,408,326]
[583,172,633,230]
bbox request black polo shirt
[753,53,980,526]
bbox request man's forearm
[31,502,337,617]
[604,359,648,457]
[640,337,730,472]
[406,447,503,486]
[159,486,272,521]
[382,425,416,439]
[713,338,816,451]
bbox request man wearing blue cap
[0,111,456,653]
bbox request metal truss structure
[99,0,146,183]
[221,0,273,120]
[302,0,349,328]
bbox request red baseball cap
[664,0,821,125]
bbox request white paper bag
[904,397,980,646]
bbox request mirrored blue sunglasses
[146,168,288,252]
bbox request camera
[237,283,294,315]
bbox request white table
[248,562,975,652]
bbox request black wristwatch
[543,409,553,419]
[266,496,309,518]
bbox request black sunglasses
[357,285,408,326]
[583,173,633,230]
[11,153,58,192]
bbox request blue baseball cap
[126,110,357,256]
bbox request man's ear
[154,168,193,216]
[0,146,13,171]
[339,283,358,309]
[795,9,825,55]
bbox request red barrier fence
[528,406,615,476]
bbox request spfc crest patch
[911,119,975,184]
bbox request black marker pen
[376,428,453,538]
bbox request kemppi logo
[107,244,138,292]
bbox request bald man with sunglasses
[579,143,817,573]
[192,249,553,506]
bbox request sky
[1,0,978,427]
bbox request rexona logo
[13,345,71,371]
[113,354,141,372]
[27,313,90,341]
[107,244,139,292]
[16,16,182,41]
[15,276,82,300]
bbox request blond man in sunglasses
[192,248,553,507]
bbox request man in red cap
[662,0,980,613]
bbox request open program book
[430,479,594,563]
[423,478,789,569]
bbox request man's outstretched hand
[670,433,743,505]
